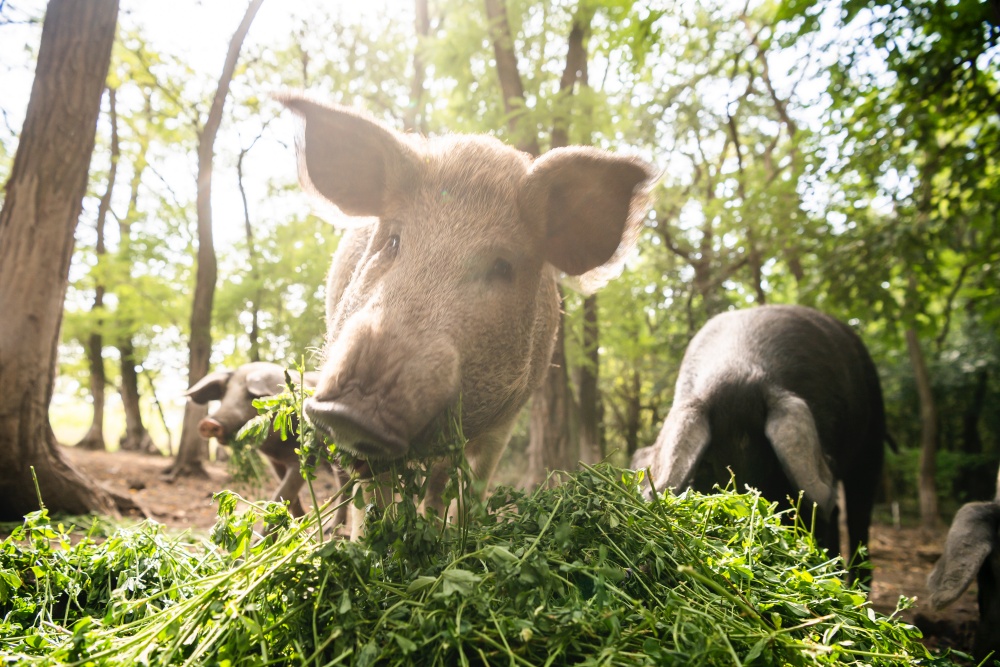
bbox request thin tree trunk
[525,8,594,483]
[118,339,156,453]
[170,0,264,478]
[404,0,430,133]
[483,0,540,156]
[528,299,579,486]
[236,138,261,362]
[114,92,155,454]
[0,0,128,519]
[576,294,602,464]
[76,87,119,451]
[906,327,940,531]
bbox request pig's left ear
[185,371,233,404]
[246,367,287,398]
[521,147,657,277]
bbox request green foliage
[0,466,963,666]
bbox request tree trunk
[404,0,430,133]
[962,368,987,455]
[169,0,264,478]
[483,0,540,156]
[624,369,642,459]
[906,327,940,531]
[118,338,155,453]
[76,87,119,452]
[576,294,602,465]
[528,298,579,487]
[236,138,261,362]
[518,8,595,486]
[0,0,122,519]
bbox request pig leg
[269,460,306,518]
[329,465,353,529]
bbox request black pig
[631,305,890,582]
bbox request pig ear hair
[245,367,288,398]
[643,401,711,495]
[927,501,1000,609]
[764,389,838,519]
[276,93,422,218]
[185,371,233,404]
[522,147,657,288]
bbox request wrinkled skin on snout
[185,362,349,524]
[279,95,656,528]
[927,465,1000,661]
[630,305,890,583]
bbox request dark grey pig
[631,304,890,581]
[927,464,1000,661]
[186,362,349,524]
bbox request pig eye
[385,234,400,254]
[489,258,514,283]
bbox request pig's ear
[277,94,422,217]
[522,147,657,278]
[245,367,287,398]
[927,501,1000,609]
[185,371,233,404]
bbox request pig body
[631,305,889,581]
[279,96,656,531]
[186,362,349,524]
[927,465,1000,661]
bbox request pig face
[185,362,311,444]
[280,96,656,468]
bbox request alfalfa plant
[0,377,976,666]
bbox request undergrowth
[0,378,974,666]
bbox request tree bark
[169,0,264,478]
[236,137,261,363]
[576,294,603,464]
[0,0,122,519]
[404,0,430,133]
[483,0,540,156]
[906,327,940,531]
[75,87,119,452]
[118,338,156,453]
[528,298,579,487]
[114,91,155,452]
[525,8,595,484]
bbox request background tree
[168,0,265,479]
[0,0,124,518]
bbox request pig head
[927,465,1000,661]
[631,305,890,583]
[279,96,655,514]
[185,362,348,523]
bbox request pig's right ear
[185,371,233,404]
[277,94,422,218]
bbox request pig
[277,95,656,534]
[185,362,350,525]
[630,304,890,583]
[927,464,1000,662]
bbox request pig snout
[305,322,461,461]
[198,417,227,442]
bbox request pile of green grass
[0,466,966,666]
[0,381,971,665]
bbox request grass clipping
[0,391,966,665]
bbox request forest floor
[60,445,981,660]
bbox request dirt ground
[62,445,982,659]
